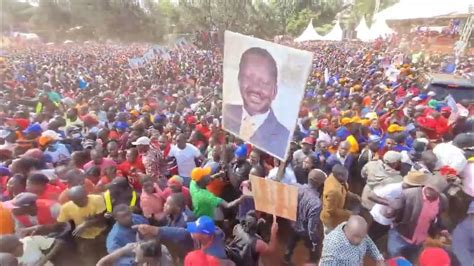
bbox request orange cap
[191,167,212,182]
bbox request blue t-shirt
[106,214,148,253]
[159,226,228,259]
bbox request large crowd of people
[0,31,472,266]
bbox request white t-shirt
[267,165,297,185]
[44,143,71,163]
[370,182,403,225]
[19,236,55,266]
[169,143,201,177]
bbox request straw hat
[403,171,428,186]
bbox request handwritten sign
[249,174,298,221]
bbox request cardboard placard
[249,174,298,221]
[222,31,313,160]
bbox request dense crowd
[0,33,472,266]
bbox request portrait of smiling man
[223,47,290,159]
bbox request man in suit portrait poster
[223,47,290,159]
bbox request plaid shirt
[142,146,166,180]
[293,184,322,244]
[320,222,384,266]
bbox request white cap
[427,91,436,96]
[412,96,421,102]
[459,109,469,117]
[41,130,62,140]
[132,136,151,146]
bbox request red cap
[186,116,197,125]
[302,137,315,145]
[440,106,451,113]
[6,118,30,130]
[419,247,450,266]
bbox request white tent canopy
[294,19,324,42]
[12,32,40,41]
[374,0,472,21]
[322,20,343,41]
[370,18,394,39]
[356,16,372,42]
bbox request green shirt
[190,180,222,218]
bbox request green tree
[29,0,71,41]
[286,8,320,35]
[1,0,35,31]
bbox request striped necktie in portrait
[240,116,255,140]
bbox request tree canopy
[1,0,399,42]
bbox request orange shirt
[206,179,227,197]
[0,203,14,235]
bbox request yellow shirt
[57,194,106,239]
[346,135,360,154]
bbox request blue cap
[114,121,129,130]
[0,166,11,176]
[468,201,474,215]
[186,216,215,235]
[154,114,166,123]
[405,123,416,132]
[368,135,382,143]
[418,93,428,100]
[23,123,42,135]
[388,257,412,266]
[234,145,247,158]
[42,154,53,164]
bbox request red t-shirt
[38,184,62,201]
[195,124,211,140]
[117,156,145,177]
[184,250,233,266]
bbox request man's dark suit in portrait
[223,47,290,159]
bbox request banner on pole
[143,48,155,62]
[222,31,313,160]
[128,57,145,69]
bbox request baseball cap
[386,257,412,266]
[405,123,416,132]
[387,124,405,133]
[167,175,183,187]
[186,216,216,236]
[234,145,247,158]
[132,136,151,146]
[340,117,352,125]
[12,192,38,207]
[302,137,315,145]
[383,151,402,164]
[0,166,10,177]
[191,167,212,182]
[41,130,62,141]
[418,247,450,266]
[6,118,30,130]
[82,139,96,149]
[114,121,129,130]
[23,123,42,135]
[467,201,474,215]
[368,135,382,143]
[0,129,11,139]
[364,112,378,120]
